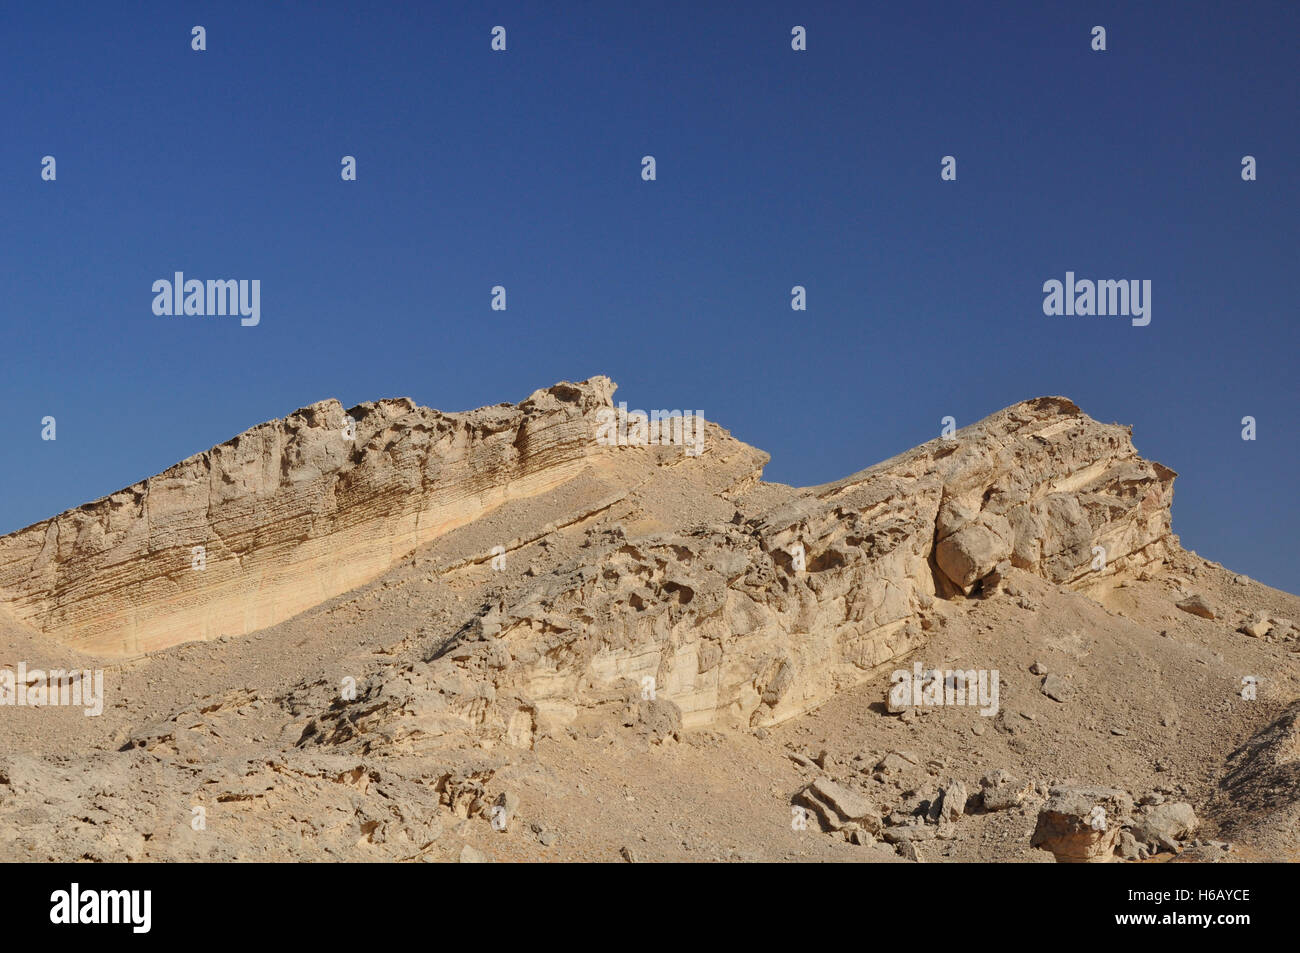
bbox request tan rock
[937,779,969,822]
[0,384,1181,745]
[1176,594,1216,620]
[1130,802,1198,852]
[981,770,1033,811]
[1031,786,1133,863]
[797,778,881,833]
[0,380,624,656]
[1239,612,1272,638]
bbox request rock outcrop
[0,379,1178,742]
[0,380,631,655]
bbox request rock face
[0,380,1178,742]
[0,380,625,655]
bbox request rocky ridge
[1,377,1295,863]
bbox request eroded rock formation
[0,380,625,655]
[0,379,1178,743]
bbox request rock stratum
[0,381,622,657]
[1,377,1297,863]
[2,379,1173,735]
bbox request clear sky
[3,2,1297,590]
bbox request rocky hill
[0,378,1295,863]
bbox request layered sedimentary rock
[289,386,1179,748]
[0,380,1178,743]
[0,380,623,655]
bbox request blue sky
[3,1,1297,590]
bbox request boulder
[1176,594,1215,620]
[1040,674,1071,702]
[796,778,882,833]
[634,698,682,743]
[1031,786,1133,863]
[935,516,1013,591]
[1130,802,1198,852]
[937,779,969,822]
[980,770,1033,811]
[1239,612,1272,638]
[1115,829,1149,861]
